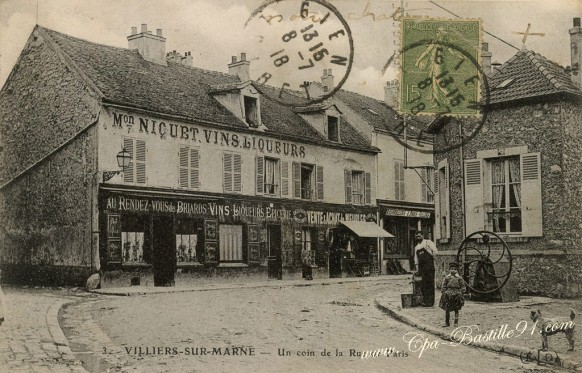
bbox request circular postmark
[244,0,354,107]
[384,39,490,155]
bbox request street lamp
[102,148,132,182]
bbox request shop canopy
[340,221,395,238]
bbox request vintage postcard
[0,0,581,372]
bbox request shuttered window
[219,224,243,262]
[394,160,405,200]
[316,165,324,200]
[223,152,242,193]
[345,170,352,203]
[281,161,289,196]
[123,138,146,184]
[420,169,434,203]
[257,157,279,195]
[179,146,200,189]
[435,160,450,240]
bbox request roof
[333,89,433,135]
[38,27,375,153]
[341,221,394,238]
[488,49,581,104]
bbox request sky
[0,0,580,100]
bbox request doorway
[152,216,175,286]
[267,225,282,280]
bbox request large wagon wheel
[456,230,512,294]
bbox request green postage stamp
[399,18,483,117]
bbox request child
[439,262,466,327]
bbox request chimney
[127,24,167,66]
[569,17,582,89]
[482,42,492,76]
[384,79,399,108]
[166,50,182,64]
[182,51,193,66]
[321,69,334,92]
[228,53,250,81]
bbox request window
[121,215,150,265]
[179,146,200,189]
[327,115,339,142]
[176,219,200,264]
[257,157,280,195]
[219,224,243,262]
[223,152,242,193]
[244,96,259,127]
[394,160,405,200]
[421,168,434,203]
[293,163,323,200]
[490,157,522,233]
[465,151,541,237]
[351,171,364,204]
[344,170,371,205]
[123,138,146,184]
[301,227,316,267]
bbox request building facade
[0,25,382,287]
[430,18,582,297]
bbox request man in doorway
[413,232,438,307]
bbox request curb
[46,298,90,372]
[374,296,581,371]
[90,276,405,297]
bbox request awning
[340,221,395,238]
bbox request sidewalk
[375,288,582,371]
[0,286,90,373]
[91,274,408,296]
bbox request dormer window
[327,115,339,142]
[244,96,259,127]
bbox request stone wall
[433,97,582,297]
[0,27,99,286]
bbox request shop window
[256,157,279,195]
[244,96,259,127]
[123,138,146,184]
[301,227,317,267]
[176,219,201,264]
[420,168,434,203]
[223,152,242,193]
[327,115,339,142]
[121,215,150,265]
[394,160,405,200]
[179,146,200,189]
[219,224,243,262]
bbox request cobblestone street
[0,286,91,373]
[60,278,560,373]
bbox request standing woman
[413,232,438,307]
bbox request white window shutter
[344,170,352,203]
[190,148,200,189]
[464,159,485,234]
[233,154,242,192]
[316,165,324,200]
[123,138,134,183]
[434,170,441,239]
[224,153,233,192]
[256,156,264,194]
[281,160,289,196]
[135,140,146,184]
[445,163,450,239]
[292,162,301,198]
[179,146,189,188]
[364,172,371,204]
[520,152,542,237]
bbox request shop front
[99,186,378,287]
[378,201,434,274]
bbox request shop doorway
[152,216,175,286]
[267,225,282,280]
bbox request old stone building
[431,18,582,297]
[0,25,390,287]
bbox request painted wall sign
[384,208,431,219]
[104,195,376,225]
[111,112,306,158]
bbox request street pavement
[0,276,582,372]
[0,286,91,373]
